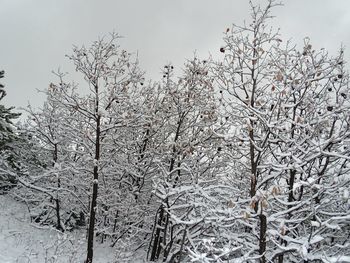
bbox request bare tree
[212,0,350,262]
[48,33,144,263]
[147,57,225,262]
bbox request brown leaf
[228,200,235,208]
[275,72,283,81]
[243,211,251,220]
[280,226,286,235]
[262,200,268,209]
[250,201,256,210]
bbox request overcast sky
[1,0,350,113]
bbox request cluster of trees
[1,1,349,262]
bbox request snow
[310,235,324,245]
[0,194,115,263]
[326,256,350,263]
[97,108,108,117]
[311,221,321,228]
[343,189,349,201]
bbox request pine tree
[0,70,21,190]
[0,70,20,150]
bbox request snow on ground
[0,194,116,263]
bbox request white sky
[1,0,350,112]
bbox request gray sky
[1,0,350,112]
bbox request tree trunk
[86,112,101,263]
[150,205,165,261]
[278,254,284,263]
[55,190,63,231]
[53,143,63,231]
[249,129,257,198]
[259,213,267,263]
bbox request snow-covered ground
[0,194,116,263]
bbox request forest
[0,1,349,262]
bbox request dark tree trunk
[287,170,296,207]
[150,205,165,261]
[278,254,284,263]
[86,107,101,263]
[249,129,257,198]
[259,213,267,263]
[55,187,63,231]
[53,143,64,231]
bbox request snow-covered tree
[17,83,81,231]
[47,33,144,263]
[4,2,350,262]
[0,70,21,190]
[209,0,350,262]
[147,58,228,262]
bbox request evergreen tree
[0,70,21,190]
[0,70,21,151]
